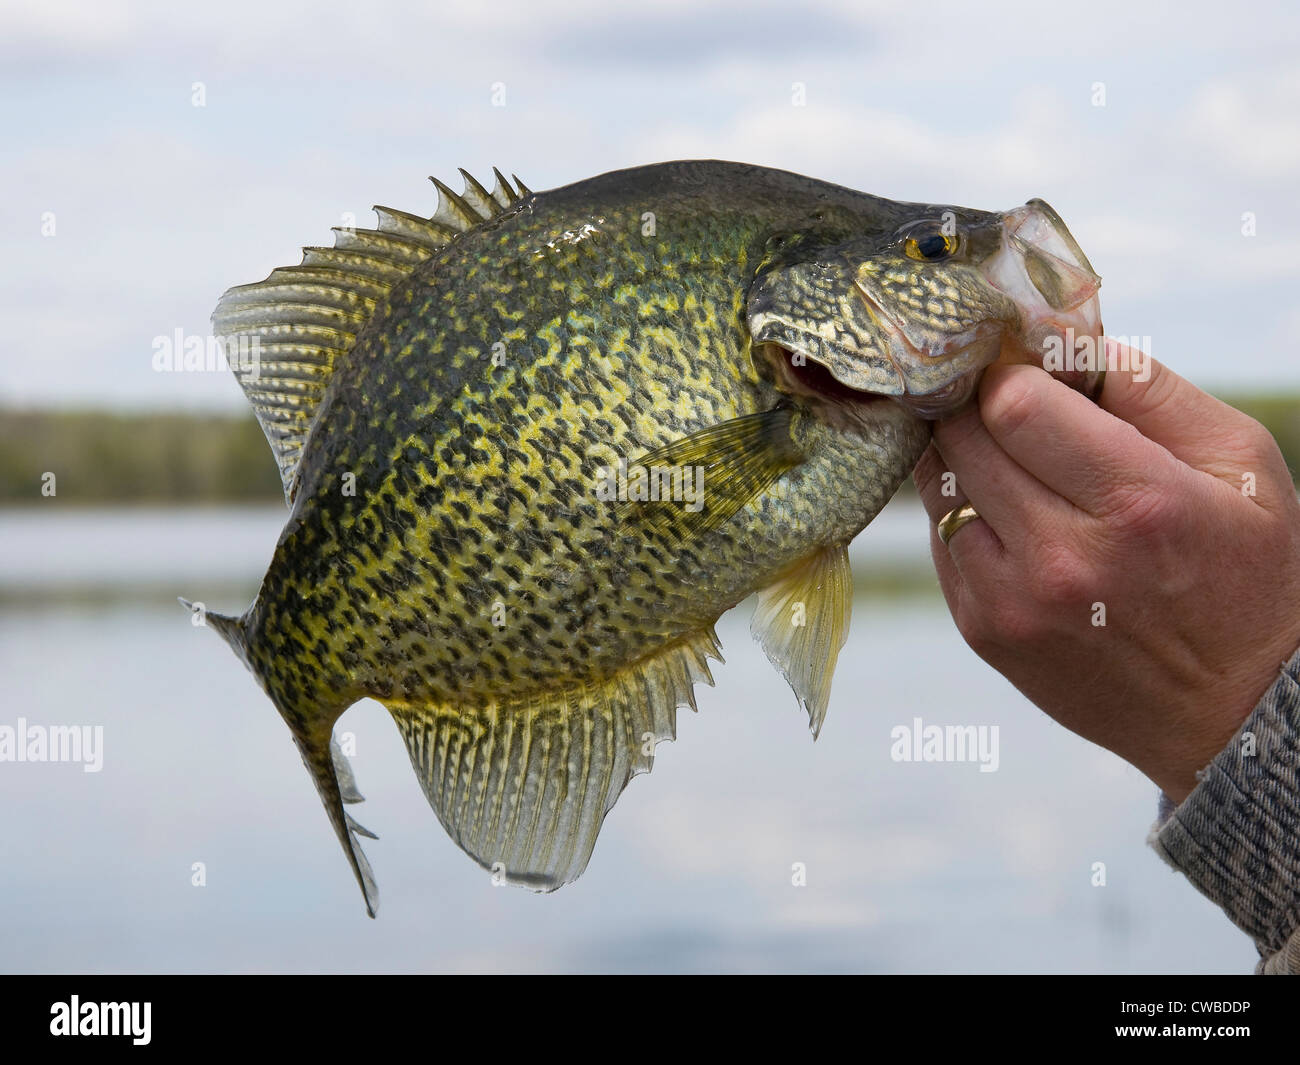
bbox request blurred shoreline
[3,395,1297,507]
[0,499,943,605]
[2,392,1300,509]
[0,409,281,504]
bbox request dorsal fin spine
[492,167,518,205]
[213,167,528,503]
[429,175,482,229]
[458,167,496,213]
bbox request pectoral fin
[616,405,803,541]
[750,542,853,738]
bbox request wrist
[1149,647,1300,959]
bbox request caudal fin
[178,597,254,672]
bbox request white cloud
[1179,69,1300,179]
[3,0,1300,406]
[641,91,1087,205]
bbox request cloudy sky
[4,0,1298,409]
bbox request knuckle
[951,598,983,646]
[1124,357,1178,421]
[1100,482,1180,542]
[1030,544,1092,605]
[969,598,1045,649]
[962,624,1006,662]
[983,373,1041,436]
[1245,420,1283,463]
[955,610,998,658]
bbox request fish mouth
[761,281,1005,421]
[766,342,899,407]
[751,200,1103,420]
[762,329,997,420]
[980,199,1105,397]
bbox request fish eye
[903,229,959,263]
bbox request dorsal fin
[212,168,532,503]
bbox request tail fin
[181,597,380,917]
[179,597,253,671]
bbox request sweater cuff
[1149,647,1300,961]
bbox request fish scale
[193,160,1103,913]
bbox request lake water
[0,503,1257,972]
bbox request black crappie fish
[191,160,1102,915]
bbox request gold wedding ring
[937,503,981,546]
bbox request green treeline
[2,394,1299,504]
[0,410,282,503]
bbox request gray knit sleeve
[1148,646,1300,973]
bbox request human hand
[913,341,1300,802]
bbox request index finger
[976,361,1182,520]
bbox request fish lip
[849,280,1004,413]
[852,281,917,377]
[1025,198,1098,277]
[764,282,1001,420]
[993,202,1102,313]
[984,201,1106,397]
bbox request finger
[913,444,992,622]
[926,416,1044,597]
[976,361,1181,519]
[1101,340,1285,491]
[913,444,970,589]
[931,398,1069,555]
[913,441,962,523]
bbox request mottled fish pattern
[192,161,1102,914]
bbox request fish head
[748,198,1103,419]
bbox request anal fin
[386,628,723,890]
[750,542,853,738]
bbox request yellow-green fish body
[196,161,1102,913]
